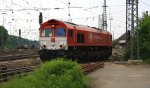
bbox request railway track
[0,49,39,61]
[0,66,36,82]
[0,55,39,61]
[0,49,38,56]
[80,62,104,75]
[0,61,104,82]
[0,48,105,82]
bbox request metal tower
[102,0,108,31]
[98,15,102,29]
[126,0,139,59]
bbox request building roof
[117,30,130,44]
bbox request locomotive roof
[64,21,107,33]
[41,19,111,35]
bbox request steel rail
[0,55,39,61]
[80,62,104,75]
[0,66,36,82]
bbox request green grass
[1,58,89,88]
[143,58,150,64]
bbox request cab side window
[68,29,73,37]
[77,33,84,43]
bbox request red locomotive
[39,19,112,62]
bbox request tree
[0,26,8,48]
[138,12,150,61]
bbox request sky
[0,0,150,40]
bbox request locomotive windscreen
[42,28,52,37]
[55,28,66,37]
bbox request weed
[1,58,89,88]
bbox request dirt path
[88,62,150,88]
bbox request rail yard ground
[1,49,150,88]
[88,62,150,88]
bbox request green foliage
[5,35,38,49]
[143,58,150,64]
[139,13,150,60]
[0,26,8,48]
[112,39,117,48]
[2,59,89,88]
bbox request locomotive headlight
[63,44,66,48]
[52,25,55,28]
[40,41,47,49]
[59,41,66,49]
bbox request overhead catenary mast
[126,0,139,59]
[102,0,108,31]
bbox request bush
[2,58,88,88]
[143,58,150,64]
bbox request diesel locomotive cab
[39,27,68,50]
[39,22,69,60]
